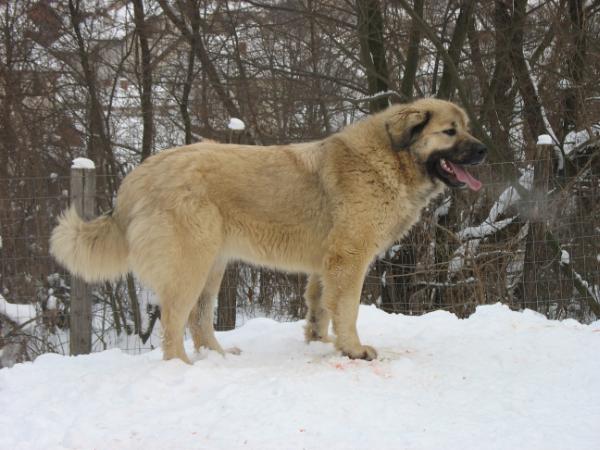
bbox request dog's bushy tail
[50,207,129,282]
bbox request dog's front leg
[321,245,377,360]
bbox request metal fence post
[69,163,96,355]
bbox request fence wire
[1,157,599,367]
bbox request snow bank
[71,157,95,170]
[1,304,599,450]
[536,134,553,145]
[227,117,246,131]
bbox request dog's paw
[341,344,378,361]
[225,346,241,355]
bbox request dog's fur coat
[51,98,486,362]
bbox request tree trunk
[180,0,200,145]
[400,0,424,100]
[437,0,475,100]
[503,0,546,141]
[132,0,154,161]
[356,0,390,112]
[562,0,587,137]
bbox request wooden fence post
[216,263,238,331]
[216,120,246,331]
[69,161,96,355]
[523,138,553,313]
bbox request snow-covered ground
[1,304,599,450]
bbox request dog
[50,98,487,363]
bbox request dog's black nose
[472,143,487,159]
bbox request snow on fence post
[69,158,96,355]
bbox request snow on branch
[563,125,600,156]
[457,217,515,241]
[343,90,404,105]
[559,250,599,305]
[449,239,480,274]
[539,233,600,316]
[448,168,533,276]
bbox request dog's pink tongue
[447,161,482,191]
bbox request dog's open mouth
[438,158,482,191]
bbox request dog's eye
[443,129,456,136]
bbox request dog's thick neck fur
[328,105,446,203]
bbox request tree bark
[562,0,587,137]
[132,0,154,161]
[400,0,424,100]
[437,0,475,100]
[180,0,200,145]
[491,2,515,152]
[356,0,390,112]
[503,0,546,140]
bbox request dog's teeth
[440,159,453,173]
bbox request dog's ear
[385,110,431,152]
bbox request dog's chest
[378,183,443,250]
[380,208,422,251]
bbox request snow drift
[1,304,599,450]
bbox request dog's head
[384,99,487,191]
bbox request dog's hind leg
[303,274,332,343]
[188,260,240,355]
[158,258,214,364]
[128,211,222,364]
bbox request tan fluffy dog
[50,98,486,362]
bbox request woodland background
[1,0,599,365]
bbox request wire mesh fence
[1,153,599,367]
